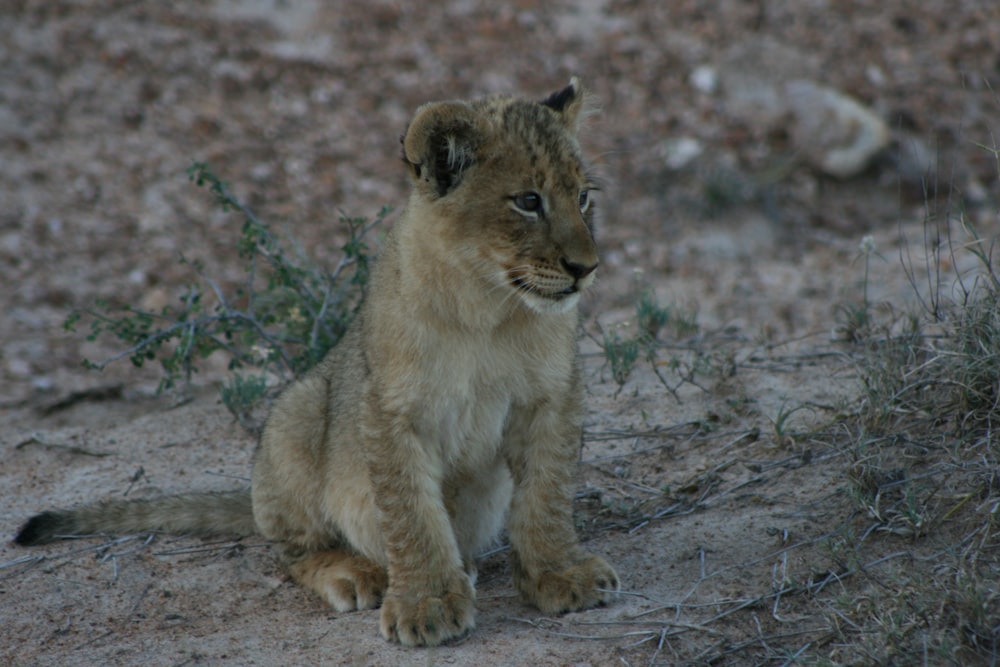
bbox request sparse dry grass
[565,137,1000,667]
[817,144,1000,665]
[835,361,999,658]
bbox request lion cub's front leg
[364,420,476,647]
[505,400,620,614]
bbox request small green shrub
[598,285,708,398]
[67,163,385,422]
[602,330,639,388]
[635,287,698,341]
[220,372,270,432]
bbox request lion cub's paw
[521,554,620,614]
[379,570,476,647]
[288,549,388,612]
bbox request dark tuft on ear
[541,81,579,113]
[540,76,589,133]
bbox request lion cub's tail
[14,490,256,546]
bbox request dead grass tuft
[830,145,1000,664]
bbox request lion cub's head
[401,78,599,315]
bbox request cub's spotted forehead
[473,96,587,190]
[476,96,580,149]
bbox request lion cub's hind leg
[283,546,388,612]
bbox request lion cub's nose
[560,258,598,281]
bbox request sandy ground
[2,1,998,665]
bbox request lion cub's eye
[512,192,543,214]
[578,189,591,213]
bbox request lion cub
[16,78,619,646]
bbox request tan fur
[15,78,618,646]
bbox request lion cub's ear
[540,76,590,134]
[402,102,484,198]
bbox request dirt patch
[2,1,998,665]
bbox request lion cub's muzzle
[561,257,597,282]
[506,254,597,315]
[554,257,598,296]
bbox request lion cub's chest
[404,326,569,465]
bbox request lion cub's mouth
[553,285,579,297]
[509,273,580,302]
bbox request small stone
[690,65,718,94]
[659,137,704,170]
[6,356,32,379]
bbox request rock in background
[717,37,890,179]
